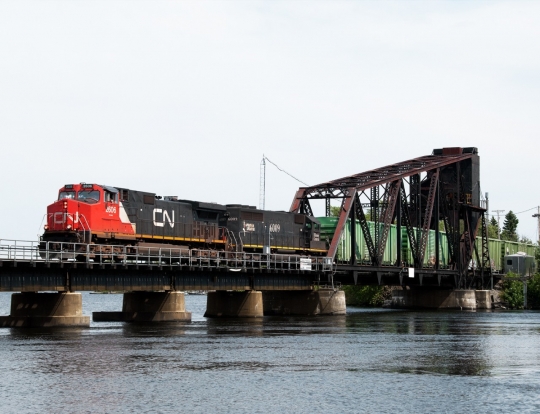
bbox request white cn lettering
[163,210,174,228]
[54,212,64,224]
[55,212,79,225]
[153,208,175,228]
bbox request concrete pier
[390,289,492,310]
[0,292,90,327]
[262,289,346,316]
[93,291,191,322]
[474,290,491,309]
[204,291,263,318]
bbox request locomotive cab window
[78,190,100,204]
[58,191,75,200]
[120,189,129,202]
[104,191,118,203]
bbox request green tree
[527,273,540,309]
[488,216,499,239]
[501,210,519,242]
[501,272,524,309]
[520,235,533,244]
[329,205,371,220]
[342,285,390,306]
[330,206,341,217]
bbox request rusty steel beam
[327,188,357,261]
[418,169,439,266]
[355,193,376,264]
[377,180,401,265]
[400,183,418,264]
[289,188,307,213]
[300,152,475,198]
[301,199,314,216]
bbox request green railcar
[318,216,536,272]
[317,217,450,268]
[483,238,538,273]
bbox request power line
[263,156,309,186]
[259,155,309,211]
[515,206,538,215]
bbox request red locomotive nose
[47,198,79,232]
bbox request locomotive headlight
[63,201,68,209]
[66,224,72,230]
[44,225,49,230]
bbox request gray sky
[1,1,539,241]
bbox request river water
[0,292,539,413]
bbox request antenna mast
[259,155,308,210]
[259,155,266,210]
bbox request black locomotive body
[119,188,228,246]
[225,205,326,254]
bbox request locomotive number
[105,206,117,214]
[269,223,280,233]
[244,222,255,232]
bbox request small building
[504,252,536,276]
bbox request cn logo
[54,212,79,224]
[153,208,175,228]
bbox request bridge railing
[0,239,40,261]
[0,239,333,273]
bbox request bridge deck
[0,239,331,292]
[0,239,495,291]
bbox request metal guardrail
[0,239,333,273]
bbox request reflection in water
[345,311,492,376]
[1,294,540,413]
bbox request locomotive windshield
[78,190,100,204]
[58,191,75,200]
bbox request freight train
[40,183,327,259]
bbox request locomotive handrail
[0,239,333,273]
[77,213,90,233]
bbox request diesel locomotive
[40,183,327,258]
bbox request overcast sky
[1,1,539,241]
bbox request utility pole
[533,206,540,244]
[492,209,505,240]
[259,155,266,210]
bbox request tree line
[487,210,532,244]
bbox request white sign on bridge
[300,258,312,271]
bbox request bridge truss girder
[290,148,492,288]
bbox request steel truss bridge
[290,147,493,290]
[0,147,494,292]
